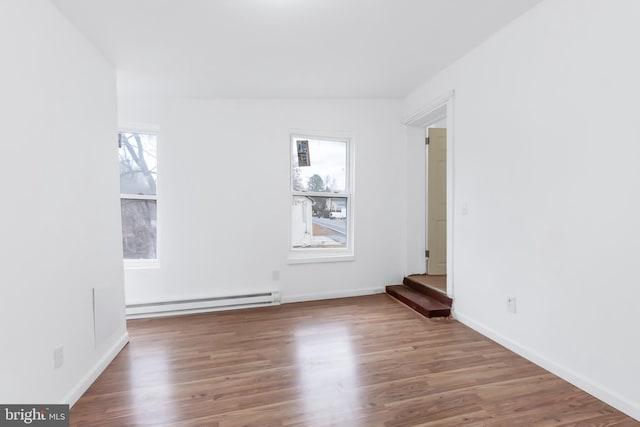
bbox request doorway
[426,126,447,278]
[402,91,454,298]
[411,125,447,295]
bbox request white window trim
[288,130,355,264]
[119,130,159,268]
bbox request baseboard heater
[126,291,281,319]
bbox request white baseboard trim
[281,287,384,304]
[454,309,640,422]
[63,331,129,407]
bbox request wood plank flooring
[70,295,638,426]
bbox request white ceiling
[51,0,542,98]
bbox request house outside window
[118,131,157,261]
[289,133,354,263]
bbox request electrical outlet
[54,346,64,369]
[507,297,517,314]
[272,270,280,281]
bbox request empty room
[1,0,639,425]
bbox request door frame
[403,91,455,298]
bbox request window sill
[124,259,160,270]
[287,252,355,265]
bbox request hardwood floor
[71,295,637,426]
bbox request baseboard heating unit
[126,291,281,319]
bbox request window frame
[288,131,355,264]
[118,129,159,268]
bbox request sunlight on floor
[295,324,362,425]
[128,350,176,424]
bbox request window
[290,134,353,262]
[118,132,157,260]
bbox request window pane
[119,132,157,195]
[291,196,347,249]
[121,199,157,259]
[292,138,347,193]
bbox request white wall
[118,98,406,304]
[0,0,127,405]
[403,0,640,420]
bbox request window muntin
[290,135,351,255]
[119,132,157,260]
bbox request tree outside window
[119,132,157,260]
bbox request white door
[427,128,447,275]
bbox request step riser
[388,293,450,317]
[386,285,451,318]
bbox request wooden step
[386,284,451,318]
[403,276,453,306]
